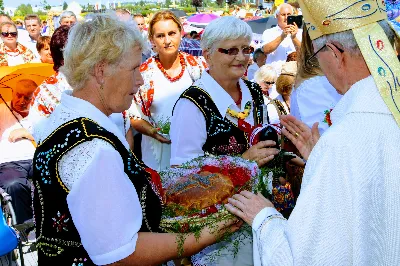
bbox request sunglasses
[306,43,344,66]
[1,32,17,37]
[264,81,275,85]
[218,46,254,56]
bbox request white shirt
[129,67,194,172]
[0,102,35,164]
[170,71,255,166]
[252,76,400,266]
[35,91,141,265]
[260,26,302,74]
[5,53,26,66]
[247,63,259,81]
[30,72,129,142]
[290,76,342,135]
[16,29,31,46]
[22,37,40,60]
[170,71,255,265]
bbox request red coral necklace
[155,53,186,82]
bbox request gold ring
[295,132,299,138]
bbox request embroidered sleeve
[0,54,8,66]
[130,57,155,122]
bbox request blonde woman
[0,22,36,66]
[254,64,279,103]
[32,14,239,266]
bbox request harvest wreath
[158,155,259,256]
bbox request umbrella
[246,17,278,34]
[187,14,220,24]
[0,63,54,102]
[170,9,188,18]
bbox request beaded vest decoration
[32,118,163,265]
[175,79,264,156]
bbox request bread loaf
[166,171,234,213]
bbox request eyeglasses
[263,81,275,85]
[1,32,17,38]
[306,43,344,66]
[217,46,254,56]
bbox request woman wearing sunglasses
[170,16,279,266]
[128,10,206,172]
[254,64,279,103]
[0,22,36,66]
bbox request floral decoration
[323,108,333,126]
[227,101,252,120]
[158,155,259,257]
[131,52,207,122]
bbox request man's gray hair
[313,20,395,56]
[200,16,252,54]
[61,13,144,90]
[275,3,295,16]
[60,11,77,21]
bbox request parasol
[170,9,188,18]
[0,63,54,102]
[246,17,277,34]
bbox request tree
[63,1,68,10]
[14,4,34,16]
[165,0,172,7]
[0,0,4,12]
[41,0,52,10]
[215,0,224,7]
[192,0,202,7]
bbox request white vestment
[252,76,400,265]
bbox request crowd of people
[0,0,400,265]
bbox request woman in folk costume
[32,14,240,266]
[226,0,400,265]
[129,10,207,172]
[170,16,279,265]
[0,22,36,66]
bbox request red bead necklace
[155,53,186,82]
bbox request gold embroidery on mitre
[299,0,387,40]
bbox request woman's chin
[159,48,179,56]
[228,70,246,80]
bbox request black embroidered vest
[175,79,264,156]
[32,118,163,265]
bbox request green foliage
[63,1,68,10]
[41,0,51,10]
[181,6,196,13]
[203,0,219,8]
[255,150,296,199]
[14,4,33,17]
[215,0,225,7]
[157,116,171,135]
[12,15,47,22]
[165,0,172,7]
[0,0,4,12]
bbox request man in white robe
[225,0,400,265]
